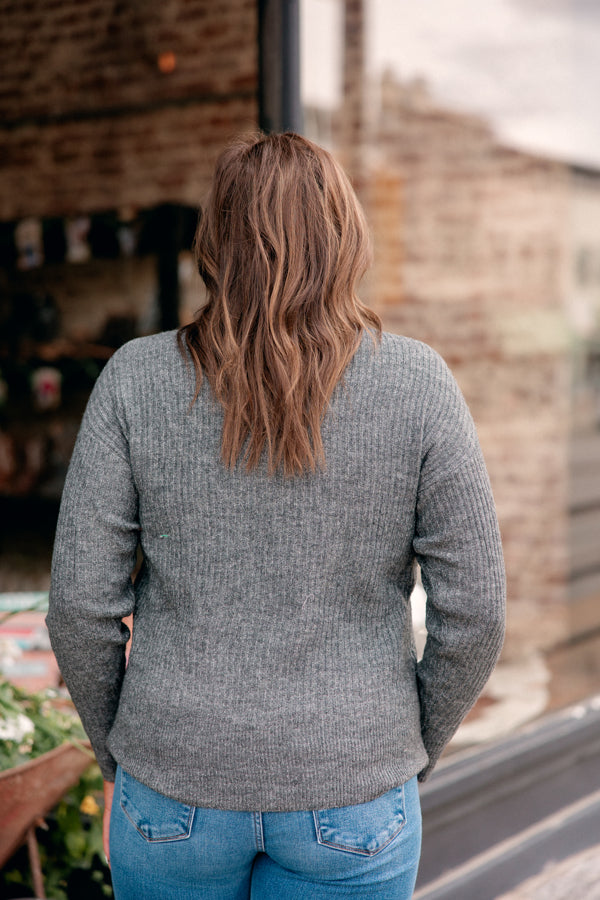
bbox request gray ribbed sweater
[47,329,505,811]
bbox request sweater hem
[109,749,428,812]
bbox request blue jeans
[109,766,421,899]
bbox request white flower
[0,713,35,742]
[0,638,22,674]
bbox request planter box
[0,742,92,867]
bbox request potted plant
[0,675,112,898]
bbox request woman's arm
[46,355,139,782]
[411,349,506,780]
[413,453,506,780]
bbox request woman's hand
[103,779,115,867]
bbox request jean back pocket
[313,784,406,856]
[119,768,195,842]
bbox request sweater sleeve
[412,356,506,781]
[46,354,139,781]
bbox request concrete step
[415,695,600,899]
[415,787,600,900]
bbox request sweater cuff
[96,750,118,783]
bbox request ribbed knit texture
[47,330,505,811]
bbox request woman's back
[48,327,503,811]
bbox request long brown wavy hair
[178,132,381,476]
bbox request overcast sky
[301,0,600,168]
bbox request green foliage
[1,765,112,899]
[0,678,112,899]
[0,678,88,770]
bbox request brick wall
[0,0,258,219]
[566,170,600,640]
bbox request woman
[47,132,505,899]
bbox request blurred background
[2,2,600,898]
[0,0,599,757]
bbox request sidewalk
[446,656,600,900]
[497,842,600,900]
